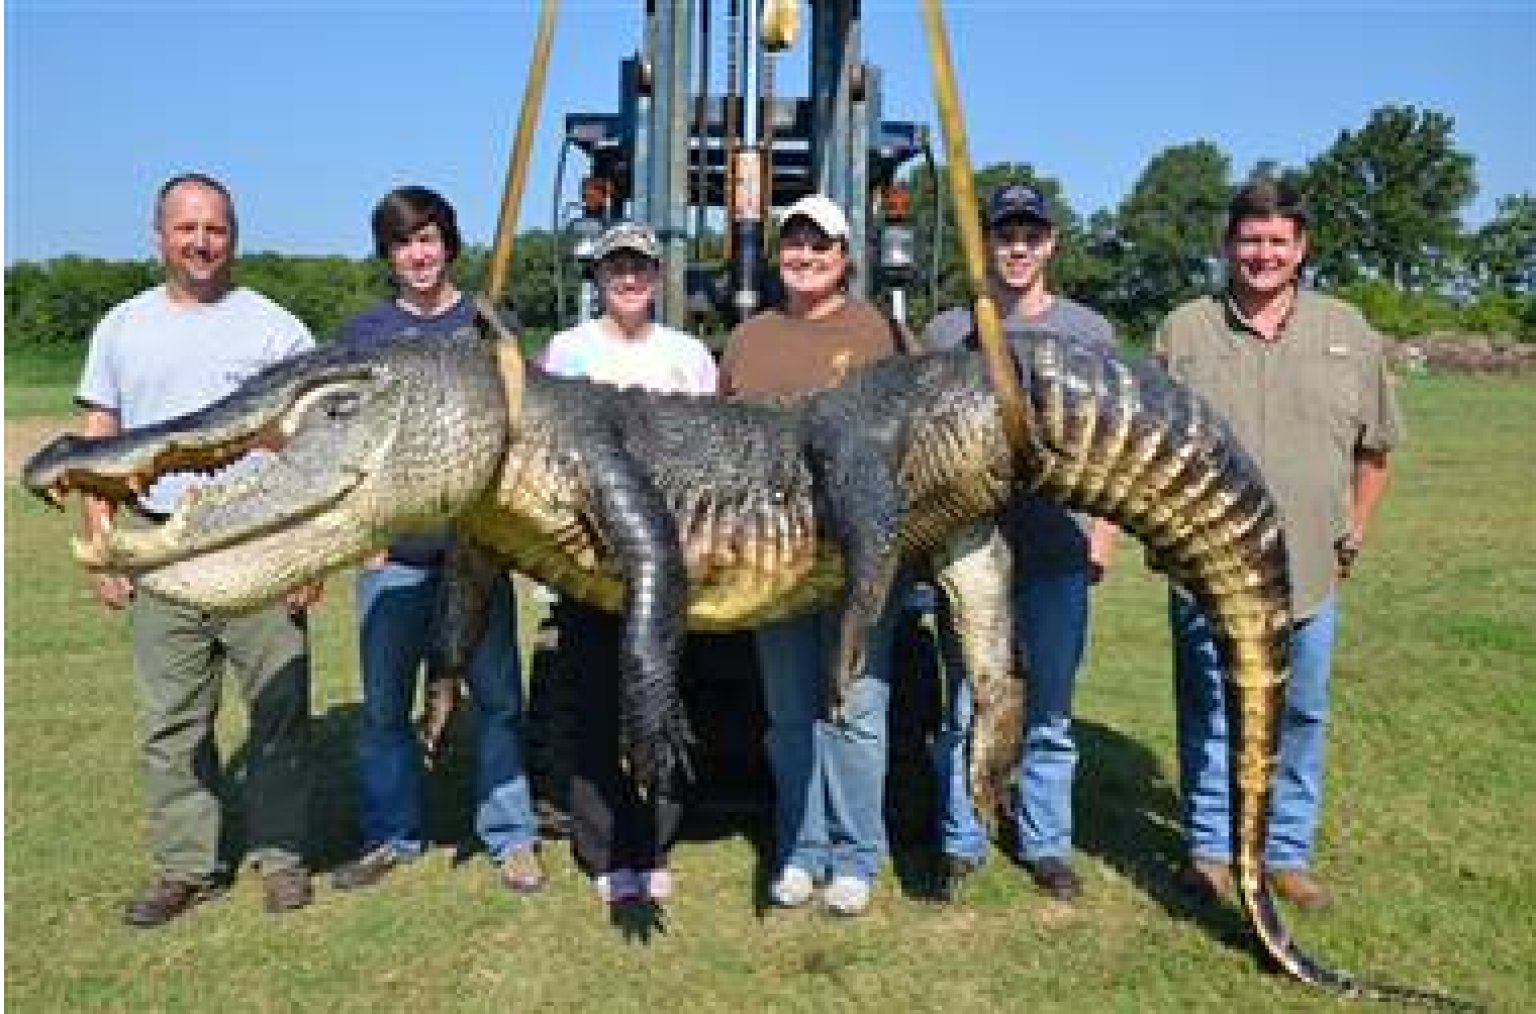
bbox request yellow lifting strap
[920,0,1034,460]
[485,0,561,310]
[761,0,801,53]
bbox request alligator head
[22,329,514,611]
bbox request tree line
[6,104,1533,353]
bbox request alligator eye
[324,392,361,420]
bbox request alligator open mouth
[23,359,396,610]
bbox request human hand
[285,580,325,613]
[92,572,134,610]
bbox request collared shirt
[1155,289,1404,618]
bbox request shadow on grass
[220,626,1245,952]
[1071,718,1251,950]
[217,698,500,877]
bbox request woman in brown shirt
[719,194,905,916]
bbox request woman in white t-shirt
[539,221,717,907]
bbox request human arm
[1337,448,1391,578]
[1087,519,1119,585]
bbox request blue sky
[6,1,1534,264]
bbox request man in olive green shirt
[1156,178,1403,912]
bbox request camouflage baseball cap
[592,221,661,262]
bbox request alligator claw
[416,678,464,770]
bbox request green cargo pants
[130,588,313,881]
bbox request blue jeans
[933,568,1092,863]
[1171,590,1337,870]
[355,562,537,861]
[756,593,903,883]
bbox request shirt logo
[829,350,854,383]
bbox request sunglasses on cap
[780,229,840,254]
[598,251,658,276]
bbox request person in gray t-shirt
[922,182,1119,902]
[76,173,319,927]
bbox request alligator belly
[684,554,844,630]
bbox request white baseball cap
[777,193,850,241]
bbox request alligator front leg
[422,540,503,764]
[581,444,694,797]
[932,521,1022,833]
[805,407,903,721]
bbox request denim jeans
[1171,590,1337,870]
[756,591,903,883]
[355,562,537,861]
[933,568,1092,863]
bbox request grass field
[5,372,1534,1012]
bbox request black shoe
[1024,856,1082,902]
[263,866,313,914]
[124,876,226,928]
[331,846,401,891]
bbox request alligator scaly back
[1006,333,1476,1010]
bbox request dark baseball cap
[985,183,1053,228]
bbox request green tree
[1303,104,1476,290]
[1467,193,1536,294]
[3,256,158,348]
[1111,141,1231,339]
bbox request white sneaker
[823,875,872,916]
[770,866,815,908]
[642,867,674,901]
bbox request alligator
[23,311,1467,1008]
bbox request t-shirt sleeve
[76,312,121,412]
[690,343,720,395]
[1087,311,1118,351]
[539,330,579,377]
[335,310,371,350]
[717,329,746,395]
[271,303,315,358]
[922,308,972,352]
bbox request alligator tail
[1011,335,1476,1011]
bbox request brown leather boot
[1267,868,1333,912]
[123,877,226,928]
[1178,859,1233,902]
[262,866,313,914]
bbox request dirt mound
[1393,334,1536,375]
[5,418,73,478]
